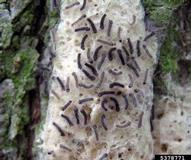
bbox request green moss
[0,84,15,148]
[150,1,191,94]
[11,35,21,50]
[0,22,13,49]
[1,52,15,78]
[160,53,178,74]
[12,48,38,106]
[143,0,185,25]
[1,0,60,155]
[143,0,184,74]
[2,48,38,144]
[9,96,30,139]
[13,9,34,32]
[160,26,180,74]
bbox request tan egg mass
[38,0,158,159]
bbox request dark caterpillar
[86,48,93,64]
[143,45,152,58]
[98,91,115,97]
[110,97,120,112]
[108,47,116,61]
[101,114,108,130]
[127,38,133,54]
[61,114,74,126]
[61,100,72,111]
[74,108,80,125]
[82,69,96,81]
[79,83,94,89]
[56,77,65,91]
[80,109,88,125]
[80,0,87,10]
[60,144,72,152]
[117,49,125,65]
[101,98,108,111]
[81,34,88,50]
[85,63,98,76]
[87,18,97,33]
[96,72,105,88]
[122,94,129,110]
[97,54,106,70]
[66,77,70,92]
[97,39,113,46]
[122,46,130,61]
[107,20,113,37]
[65,2,80,10]
[72,72,79,88]
[136,40,141,57]
[93,45,103,61]
[75,27,90,32]
[92,125,99,141]
[143,69,149,85]
[79,98,94,104]
[127,63,139,77]
[100,14,107,29]
[109,82,125,88]
[53,122,65,136]
[144,32,155,41]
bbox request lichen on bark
[0,0,58,158]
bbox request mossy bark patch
[1,49,38,148]
[143,0,189,93]
[0,0,60,158]
[160,24,180,74]
[143,0,186,25]
[151,0,191,79]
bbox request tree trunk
[0,0,190,159]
